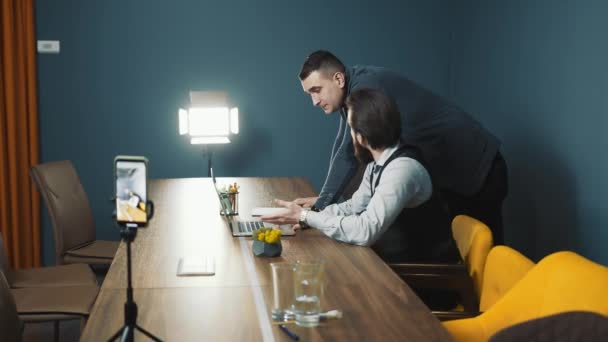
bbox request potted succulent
[252,227,282,257]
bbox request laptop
[211,170,296,237]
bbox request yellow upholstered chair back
[451,215,493,298]
[444,251,608,342]
[479,246,535,311]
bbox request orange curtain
[0,0,41,269]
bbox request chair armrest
[390,262,468,275]
[433,310,482,321]
[389,262,478,312]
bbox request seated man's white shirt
[306,144,432,246]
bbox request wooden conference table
[81,177,453,341]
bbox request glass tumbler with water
[270,263,296,321]
[294,260,325,327]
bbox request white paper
[251,207,288,217]
[177,256,215,276]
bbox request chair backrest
[451,215,493,298]
[475,251,608,339]
[0,271,22,342]
[30,160,96,265]
[488,311,608,342]
[479,246,535,311]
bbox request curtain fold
[0,0,41,269]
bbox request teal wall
[36,1,608,266]
[35,0,454,265]
[450,1,608,263]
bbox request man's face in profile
[301,70,346,114]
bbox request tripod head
[114,200,155,236]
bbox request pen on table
[278,324,300,341]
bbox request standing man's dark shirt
[315,65,507,243]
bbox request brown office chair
[390,215,493,319]
[30,160,119,266]
[12,283,98,342]
[0,272,22,342]
[0,233,97,288]
[1,234,99,341]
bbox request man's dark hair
[299,50,346,80]
[346,88,401,150]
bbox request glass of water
[294,259,325,327]
[270,263,296,321]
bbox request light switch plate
[37,40,60,54]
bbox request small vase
[252,240,282,257]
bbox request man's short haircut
[299,50,346,80]
[346,88,402,150]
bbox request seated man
[262,88,459,263]
[296,50,507,245]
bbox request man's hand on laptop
[293,196,318,208]
[260,199,302,225]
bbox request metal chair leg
[54,321,60,342]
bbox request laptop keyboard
[237,220,264,233]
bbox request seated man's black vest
[370,145,460,263]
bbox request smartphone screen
[115,157,148,225]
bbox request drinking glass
[270,263,296,321]
[293,260,325,327]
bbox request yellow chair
[443,251,608,342]
[479,245,535,311]
[390,215,493,317]
[451,215,494,299]
[440,245,535,320]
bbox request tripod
[109,224,162,342]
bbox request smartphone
[114,156,149,226]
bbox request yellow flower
[265,229,281,244]
[252,227,282,243]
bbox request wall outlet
[37,40,60,54]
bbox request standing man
[263,88,459,263]
[295,50,507,244]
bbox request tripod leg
[108,327,125,341]
[121,326,134,342]
[134,324,162,341]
